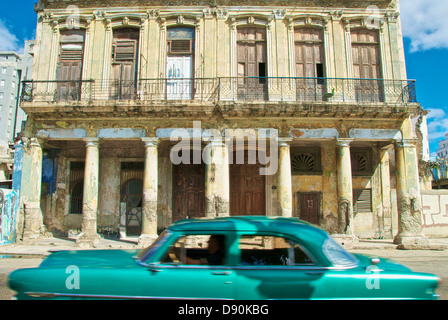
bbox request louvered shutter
[353,189,372,213]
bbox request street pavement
[0,237,447,300]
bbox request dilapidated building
[17,0,431,248]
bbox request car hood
[38,249,141,269]
[353,253,412,272]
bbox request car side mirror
[370,258,380,266]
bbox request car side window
[160,234,226,266]
[239,235,313,266]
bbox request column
[204,138,230,217]
[76,138,100,247]
[22,138,45,242]
[336,139,354,235]
[379,146,393,239]
[139,138,159,245]
[278,139,293,217]
[334,138,358,248]
[394,140,429,249]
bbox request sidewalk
[0,237,140,257]
[1,236,447,258]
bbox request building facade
[18,0,430,248]
[436,134,448,159]
[0,41,35,189]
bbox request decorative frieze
[37,0,396,10]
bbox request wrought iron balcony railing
[21,77,417,105]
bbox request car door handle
[212,271,231,276]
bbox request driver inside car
[185,235,225,266]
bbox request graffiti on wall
[0,189,18,246]
[422,193,448,227]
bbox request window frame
[156,232,230,267]
[235,232,317,268]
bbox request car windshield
[322,237,358,268]
[136,230,171,262]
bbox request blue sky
[0,0,447,155]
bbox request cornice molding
[37,0,396,11]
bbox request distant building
[0,41,34,190]
[436,133,448,159]
[0,41,34,145]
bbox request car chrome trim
[24,292,233,300]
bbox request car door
[141,234,235,300]
[234,234,325,299]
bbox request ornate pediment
[37,0,396,11]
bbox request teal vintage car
[8,216,441,300]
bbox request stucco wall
[422,190,448,238]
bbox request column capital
[203,136,230,147]
[83,137,100,148]
[29,137,45,148]
[278,138,292,147]
[142,137,159,147]
[336,138,353,148]
[394,139,419,148]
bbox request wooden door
[230,161,266,216]
[295,28,326,101]
[297,193,320,225]
[237,27,267,100]
[111,40,138,100]
[167,56,193,100]
[172,163,205,221]
[58,30,85,101]
[351,29,383,102]
[58,61,82,101]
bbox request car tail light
[438,277,443,287]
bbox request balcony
[21,77,417,104]
[21,77,417,117]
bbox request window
[322,237,358,267]
[353,189,372,213]
[351,148,373,175]
[161,234,227,266]
[1,67,6,74]
[166,27,195,100]
[0,92,4,99]
[237,26,267,100]
[290,147,322,174]
[239,235,313,266]
[0,80,5,87]
[57,30,86,101]
[111,28,140,100]
[167,27,195,55]
[295,28,327,101]
[351,28,383,102]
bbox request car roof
[168,216,328,243]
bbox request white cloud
[400,0,448,52]
[427,108,448,142]
[0,19,21,52]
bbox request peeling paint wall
[422,191,448,237]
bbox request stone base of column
[75,233,101,248]
[21,202,46,244]
[394,234,444,250]
[331,234,359,250]
[205,197,230,218]
[138,234,159,248]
